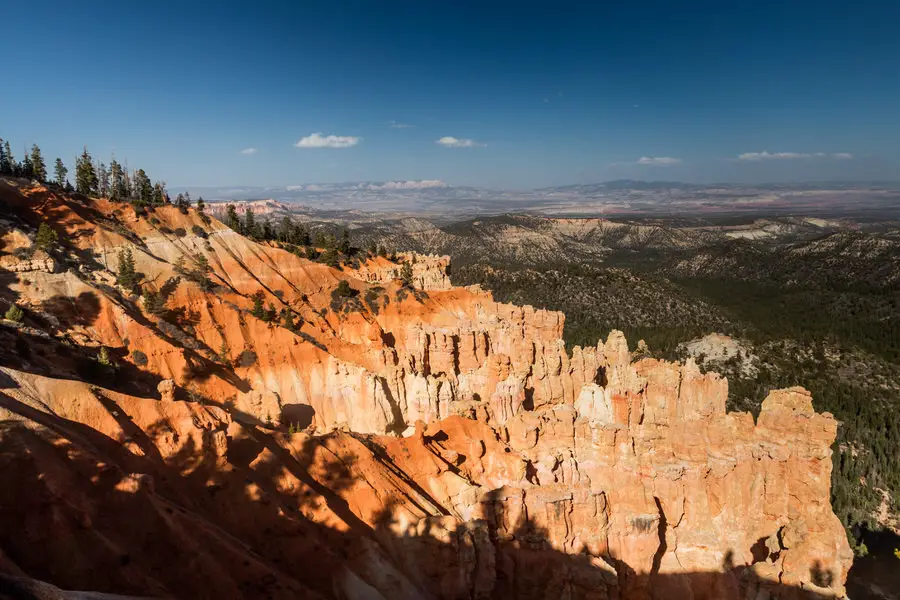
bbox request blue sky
[2,0,898,188]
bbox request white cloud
[737,151,811,161]
[436,136,484,148]
[637,156,682,166]
[367,180,447,190]
[294,133,360,149]
[239,148,258,155]
[387,120,414,129]
[737,151,853,161]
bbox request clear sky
[2,0,899,188]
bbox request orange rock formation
[0,178,852,598]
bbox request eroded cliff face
[0,361,851,599]
[0,178,852,598]
[0,179,599,436]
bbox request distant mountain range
[176,180,900,218]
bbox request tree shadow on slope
[845,527,900,600]
[0,267,243,402]
[0,320,166,401]
[38,291,102,330]
[0,402,851,600]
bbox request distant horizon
[169,178,900,196]
[163,177,900,220]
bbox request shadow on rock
[0,406,853,600]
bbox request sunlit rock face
[0,180,851,599]
[0,364,851,599]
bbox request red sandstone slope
[0,177,852,599]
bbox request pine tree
[29,145,46,182]
[265,303,277,323]
[250,290,265,318]
[243,208,257,238]
[151,182,163,205]
[97,163,110,197]
[339,229,351,254]
[108,160,123,200]
[0,138,8,175]
[133,169,152,204]
[279,217,293,243]
[35,223,58,251]
[116,247,138,290]
[4,304,24,323]
[322,247,340,267]
[218,341,230,364]
[75,147,98,195]
[1,141,13,176]
[21,150,34,180]
[226,204,241,232]
[281,308,297,332]
[189,254,214,290]
[175,192,189,213]
[121,166,132,200]
[196,197,206,221]
[400,261,414,287]
[298,223,311,246]
[54,158,68,188]
[195,254,210,274]
[142,289,166,315]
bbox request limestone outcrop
[0,361,851,599]
[0,180,853,599]
[351,252,452,290]
[0,249,55,273]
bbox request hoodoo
[0,179,852,598]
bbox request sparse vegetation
[131,349,148,367]
[116,247,139,291]
[34,223,58,252]
[400,261,414,287]
[364,286,387,312]
[4,304,24,323]
[250,291,266,319]
[97,346,113,367]
[175,255,214,290]
[53,158,67,187]
[142,289,167,316]
[330,280,362,313]
[280,308,298,331]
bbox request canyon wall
[0,179,853,598]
